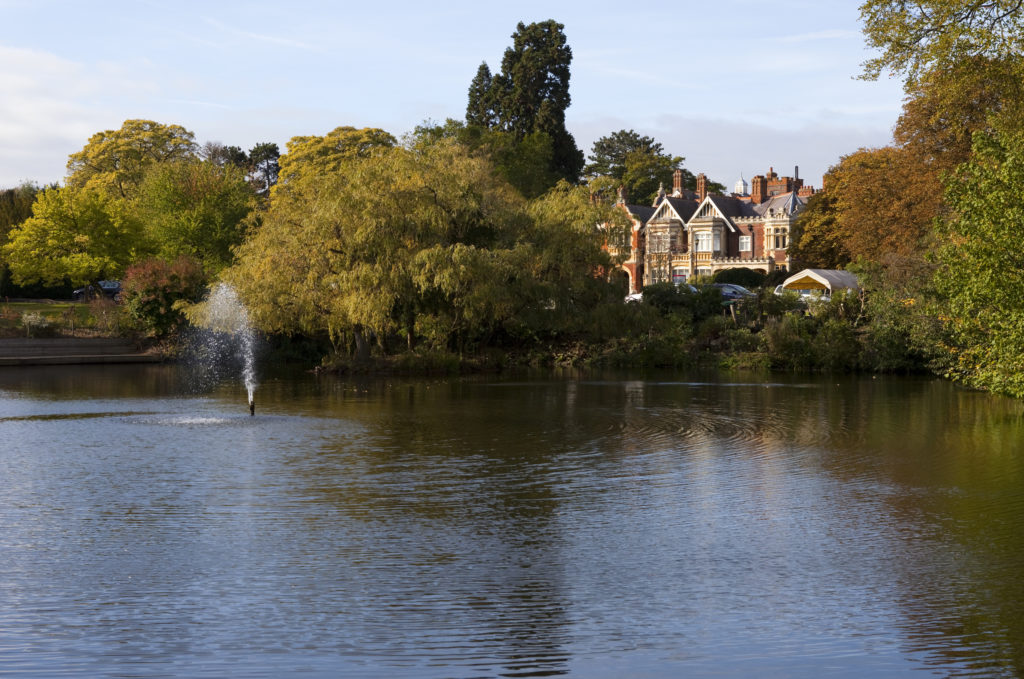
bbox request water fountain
[191,283,259,415]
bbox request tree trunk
[353,324,370,362]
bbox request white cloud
[0,45,160,186]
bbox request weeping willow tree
[223,133,617,361]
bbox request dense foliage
[223,137,617,361]
[121,256,207,336]
[585,130,690,205]
[2,11,1023,395]
[464,20,584,185]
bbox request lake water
[1,365,1023,678]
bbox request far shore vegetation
[4,6,1024,396]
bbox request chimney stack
[617,185,628,204]
[672,168,683,196]
[751,174,767,204]
[696,173,708,201]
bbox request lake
[1,365,1022,678]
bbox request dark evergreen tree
[466,20,584,184]
[248,142,280,197]
[466,63,496,128]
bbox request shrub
[87,297,123,334]
[642,282,723,324]
[122,256,207,337]
[694,315,757,353]
[713,267,767,289]
[761,315,815,370]
[814,318,861,371]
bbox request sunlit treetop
[860,0,1024,83]
[66,119,197,198]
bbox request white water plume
[192,283,258,406]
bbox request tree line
[789,0,1024,396]
[0,20,706,358]
[4,9,1024,395]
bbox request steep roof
[688,194,759,232]
[623,203,656,224]
[664,196,699,221]
[707,195,759,219]
[753,191,806,217]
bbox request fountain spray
[199,283,259,415]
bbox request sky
[0,0,906,191]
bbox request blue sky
[0,0,905,190]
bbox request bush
[642,282,724,324]
[121,256,207,337]
[814,318,861,371]
[694,315,758,353]
[761,315,815,370]
[87,297,123,334]
[713,267,767,289]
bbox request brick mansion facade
[610,167,815,294]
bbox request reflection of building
[610,167,815,293]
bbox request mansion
[611,167,815,294]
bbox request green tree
[248,142,280,196]
[893,57,1020,166]
[225,137,616,359]
[469,20,584,184]
[66,119,197,198]
[413,119,558,199]
[585,129,690,204]
[790,190,850,269]
[466,63,497,128]
[0,182,42,248]
[201,141,248,168]
[933,129,1024,396]
[0,182,46,295]
[3,187,145,287]
[860,0,1024,83]
[274,126,395,196]
[137,159,256,273]
[228,139,522,357]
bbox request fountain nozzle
[249,400,255,417]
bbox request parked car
[710,283,755,300]
[773,284,829,301]
[73,280,121,301]
[625,282,698,304]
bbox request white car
[774,284,829,301]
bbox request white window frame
[739,235,752,251]
[695,232,712,252]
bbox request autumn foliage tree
[66,119,198,199]
[121,256,207,336]
[224,137,614,360]
[3,187,144,287]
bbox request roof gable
[619,202,655,224]
[689,195,757,232]
[649,197,698,224]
